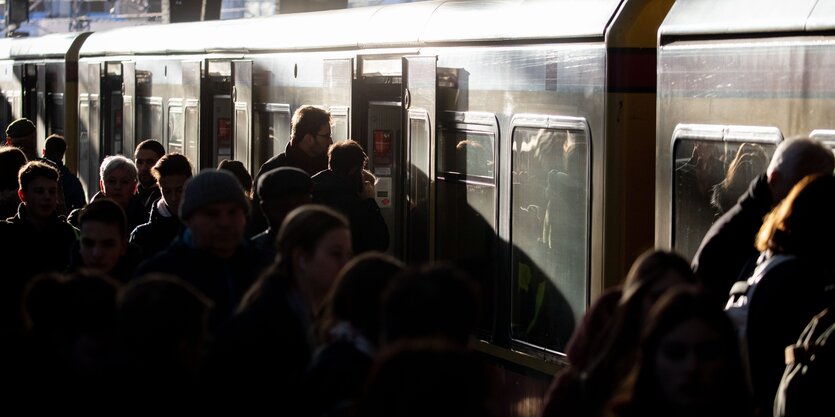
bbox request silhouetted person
[250,166,312,255]
[130,153,193,260]
[692,137,835,307]
[69,155,148,233]
[42,134,86,213]
[312,139,389,254]
[70,199,142,284]
[0,146,27,219]
[134,139,165,212]
[5,117,37,161]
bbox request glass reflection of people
[675,142,726,258]
[710,143,768,216]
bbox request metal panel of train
[656,0,835,261]
[0,1,677,415]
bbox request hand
[361,180,375,200]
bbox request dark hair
[217,159,253,197]
[152,153,193,180]
[134,139,166,158]
[239,205,349,311]
[328,140,367,175]
[44,134,67,158]
[0,146,27,190]
[381,263,481,346]
[291,105,331,145]
[18,160,59,192]
[315,252,405,345]
[79,198,128,239]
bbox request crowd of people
[1,107,833,416]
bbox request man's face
[184,201,247,258]
[158,174,190,214]
[80,220,127,274]
[101,167,137,209]
[135,149,161,188]
[301,124,332,157]
[19,177,58,220]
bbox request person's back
[692,137,835,306]
[42,134,86,213]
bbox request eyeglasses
[316,133,333,141]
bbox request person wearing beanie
[250,166,313,254]
[5,118,38,161]
[135,169,273,330]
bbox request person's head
[628,288,750,417]
[78,199,129,275]
[0,146,27,191]
[5,118,37,160]
[290,105,332,157]
[620,249,700,319]
[316,252,405,345]
[179,169,251,258]
[217,159,253,198]
[43,134,67,161]
[274,204,352,311]
[134,139,165,188]
[152,153,193,215]
[256,166,313,230]
[117,273,213,370]
[99,155,138,209]
[766,137,834,202]
[328,139,367,191]
[17,161,59,220]
[757,173,835,260]
[381,263,481,347]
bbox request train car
[72,0,671,414]
[0,32,89,172]
[656,0,835,260]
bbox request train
[2,0,834,415]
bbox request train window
[48,93,64,136]
[330,106,349,143]
[510,121,590,353]
[254,103,291,171]
[435,113,499,340]
[168,105,184,155]
[137,97,162,144]
[671,124,780,261]
[809,130,835,155]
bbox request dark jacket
[136,184,161,214]
[68,240,143,284]
[129,200,184,261]
[69,191,150,234]
[202,270,312,413]
[42,156,86,213]
[692,173,773,306]
[134,237,273,330]
[0,203,78,336]
[250,227,278,259]
[312,170,389,254]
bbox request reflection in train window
[438,129,494,179]
[330,106,349,143]
[672,126,779,261]
[510,125,589,353]
[435,122,497,340]
[254,105,291,171]
[137,98,162,143]
[48,93,64,136]
[168,106,184,155]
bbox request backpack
[774,302,835,417]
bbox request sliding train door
[78,61,101,200]
[182,61,201,174]
[232,60,252,172]
[101,61,125,156]
[402,55,436,264]
[203,59,252,172]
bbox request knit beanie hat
[257,166,312,201]
[179,169,251,220]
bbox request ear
[132,181,138,194]
[292,247,308,272]
[5,138,10,146]
[17,188,25,202]
[99,179,105,192]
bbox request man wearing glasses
[252,105,333,234]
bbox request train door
[101,61,125,156]
[324,58,352,143]
[35,63,47,152]
[78,61,102,200]
[182,61,201,174]
[402,55,436,264]
[16,63,37,122]
[232,60,253,173]
[203,60,232,169]
[122,62,136,158]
